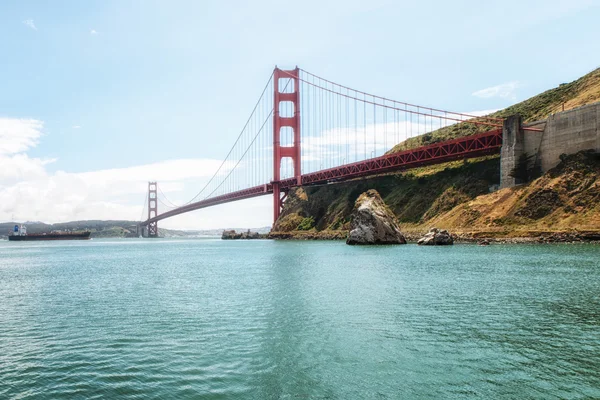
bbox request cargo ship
[8,225,91,241]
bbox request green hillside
[388,67,600,153]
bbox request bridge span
[140,66,530,236]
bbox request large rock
[221,230,261,240]
[417,228,454,245]
[346,190,407,245]
[222,230,240,240]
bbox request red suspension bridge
[141,66,513,237]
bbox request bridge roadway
[144,128,502,225]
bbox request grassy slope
[273,156,500,234]
[273,68,600,237]
[388,67,600,153]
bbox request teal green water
[0,239,599,399]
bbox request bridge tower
[147,181,158,238]
[272,67,301,223]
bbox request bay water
[1,239,599,399]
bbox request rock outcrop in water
[221,230,262,240]
[346,190,407,245]
[417,228,454,245]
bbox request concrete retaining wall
[538,102,600,172]
[500,102,600,188]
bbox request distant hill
[0,220,271,239]
[0,220,184,239]
[388,67,600,153]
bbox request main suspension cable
[178,71,275,206]
[281,68,503,127]
[202,77,293,199]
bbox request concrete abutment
[500,102,600,189]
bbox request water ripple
[1,240,599,398]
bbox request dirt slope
[425,151,600,236]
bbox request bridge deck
[144,129,502,224]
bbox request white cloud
[0,118,44,155]
[465,109,501,117]
[301,121,419,167]
[0,117,262,229]
[296,108,499,174]
[0,154,55,183]
[22,19,37,30]
[472,82,521,101]
[72,125,81,129]
[90,29,98,35]
[0,157,238,225]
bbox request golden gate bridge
[140,66,515,237]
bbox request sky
[1,0,599,229]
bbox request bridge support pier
[500,115,524,189]
[147,181,158,238]
[272,67,301,224]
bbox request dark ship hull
[8,232,91,241]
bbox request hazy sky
[1,0,599,229]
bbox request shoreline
[268,230,600,244]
